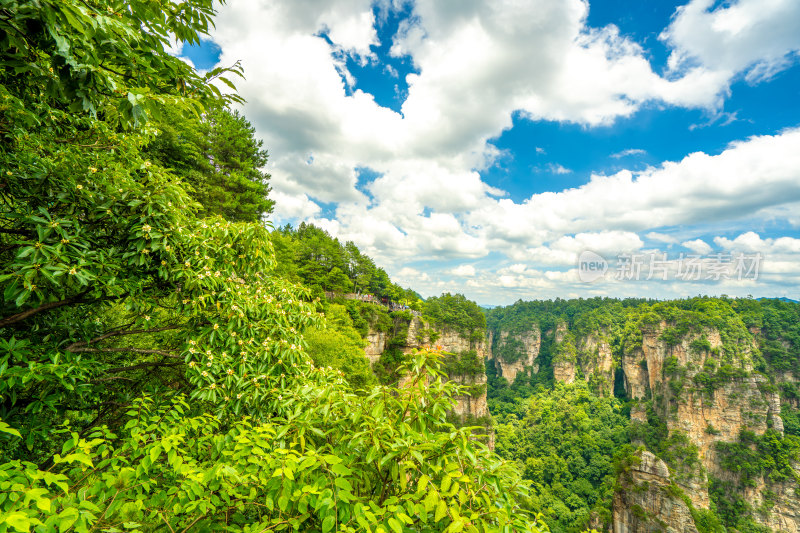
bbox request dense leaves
[493,383,630,533]
[423,293,486,339]
[270,224,421,305]
[0,0,239,130]
[146,104,274,222]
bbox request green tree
[303,304,374,389]
[147,104,274,222]
[494,383,631,533]
[423,293,487,337]
[0,0,239,130]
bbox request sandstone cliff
[613,450,698,533]
[365,315,491,430]
[495,315,799,532]
[490,327,541,383]
[551,322,616,396]
[364,330,386,366]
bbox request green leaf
[149,444,161,463]
[423,490,439,513]
[57,507,80,531]
[4,512,33,532]
[331,463,351,476]
[446,519,464,533]
[334,477,352,491]
[388,517,402,533]
[322,516,336,533]
[278,495,288,512]
[434,501,448,523]
[0,420,21,438]
[416,474,430,495]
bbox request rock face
[404,316,489,359]
[623,324,793,528]
[364,330,386,365]
[613,451,698,533]
[448,371,489,420]
[551,323,615,396]
[365,315,491,436]
[496,317,798,532]
[491,328,541,383]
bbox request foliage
[423,293,486,338]
[738,298,800,375]
[303,304,374,390]
[146,103,274,222]
[441,350,485,379]
[552,330,577,365]
[0,0,240,131]
[349,300,394,336]
[716,429,800,486]
[0,354,542,532]
[709,478,772,532]
[493,383,630,533]
[493,336,526,365]
[270,224,420,305]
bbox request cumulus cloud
[511,231,644,266]
[611,148,647,159]
[662,0,800,83]
[210,0,785,222]
[396,267,430,282]
[472,128,800,249]
[204,0,800,303]
[449,264,477,277]
[647,232,678,244]
[547,163,572,175]
[682,239,713,255]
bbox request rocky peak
[613,450,698,533]
[491,327,541,383]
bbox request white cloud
[715,232,800,254]
[662,0,800,83]
[204,1,800,303]
[611,148,647,159]
[682,239,713,255]
[269,191,321,221]
[472,128,800,249]
[547,163,572,175]
[513,231,643,266]
[397,267,430,282]
[211,0,776,221]
[710,233,800,284]
[450,264,477,277]
[647,232,678,244]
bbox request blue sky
[183,0,800,305]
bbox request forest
[485,296,800,533]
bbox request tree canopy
[146,104,274,222]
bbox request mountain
[485,296,800,533]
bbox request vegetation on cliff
[486,296,800,533]
[270,223,420,305]
[493,383,630,533]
